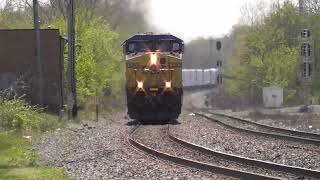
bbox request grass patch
[0,167,68,180]
[0,133,35,168]
[0,88,68,179]
[0,133,68,179]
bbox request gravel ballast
[36,89,320,179]
[246,110,320,134]
[212,108,320,134]
[203,111,320,142]
[37,112,228,179]
[133,124,304,179]
[171,112,320,171]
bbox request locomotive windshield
[124,34,184,55]
[155,41,181,52]
[125,41,183,54]
[127,42,153,53]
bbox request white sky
[148,0,297,42]
[0,0,298,42]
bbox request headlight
[150,53,157,65]
[137,81,143,89]
[165,81,171,89]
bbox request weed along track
[128,123,319,179]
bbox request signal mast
[299,0,313,111]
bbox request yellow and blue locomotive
[123,34,184,121]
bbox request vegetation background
[184,0,320,107]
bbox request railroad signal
[302,63,307,77]
[301,43,311,57]
[302,62,312,77]
[216,60,222,68]
[299,29,313,79]
[301,29,311,38]
[215,40,223,87]
[299,28,313,109]
[216,41,222,51]
[217,74,223,84]
[309,63,312,76]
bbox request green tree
[225,1,301,104]
[49,9,123,101]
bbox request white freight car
[204,69,211,85]
[195,69,203,86]
[182,68,217,88]
[208,68,218,85]
[182,69,192,87]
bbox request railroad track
[128,124,320,179]
[196,110,320,145]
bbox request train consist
[124,34,184,122]
[182,68,217,88]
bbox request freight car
[124,34,184,122]
[182,68,217,88]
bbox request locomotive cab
[124,34,184,122]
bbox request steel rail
[168,126,320,179]
[213,111,320,140]
[128,124,280,180]
[196,112,320,145]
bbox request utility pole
[33,0,43,107]
[67,0,77,118]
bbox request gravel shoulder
[36,112,226,179]
[172,112,320,171]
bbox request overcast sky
[147,0,297,42]
[0,0,298,42]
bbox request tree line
[185,0,320,106]
[227,0,320,105]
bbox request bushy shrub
[0,98,60,131]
